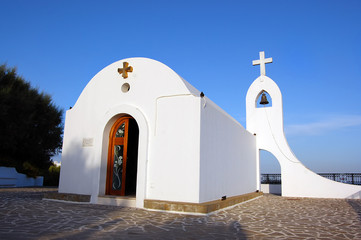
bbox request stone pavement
[0,188,360,239]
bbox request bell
[260,93,269,105]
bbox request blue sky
[1,0,360,173]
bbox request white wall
[147,95,201,203]
[0,167,43,187]
[58,109,95,195]
[199,99,257,203]
[261,184,281,195]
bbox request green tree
[43,164,61,186]
[0,64,63,177]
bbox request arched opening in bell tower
[256,90,272,108]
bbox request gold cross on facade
[252,51,273,76]
[118,62,133,79]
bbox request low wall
[0,167,43,188]
[261,184,281,195]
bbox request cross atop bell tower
[252,51,273,76]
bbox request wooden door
[106,116,138,196]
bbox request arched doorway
[260,150,282,195]
[106,116,139,196]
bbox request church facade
[59,58,258,212]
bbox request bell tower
[246,51,361,199]
[246,51,290,192]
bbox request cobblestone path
[0,188,360,239]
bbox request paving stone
[0,188,360,239]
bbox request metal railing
[261,174,281,184]
[261,173,361,185]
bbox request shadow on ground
[0,188,249,239]
[347,199,361,223]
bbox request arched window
[256,90,272,108]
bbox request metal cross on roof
[118,62,133,79]
[252,51,273,76]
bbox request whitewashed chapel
[58,52,361,214]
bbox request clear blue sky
[1,0,360,173]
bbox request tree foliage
[0,64,63,176]
[43,165,61,186]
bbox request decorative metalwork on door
[106,116,139,196]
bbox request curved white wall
[246,75,361,199]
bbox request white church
[57,52,361,214]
